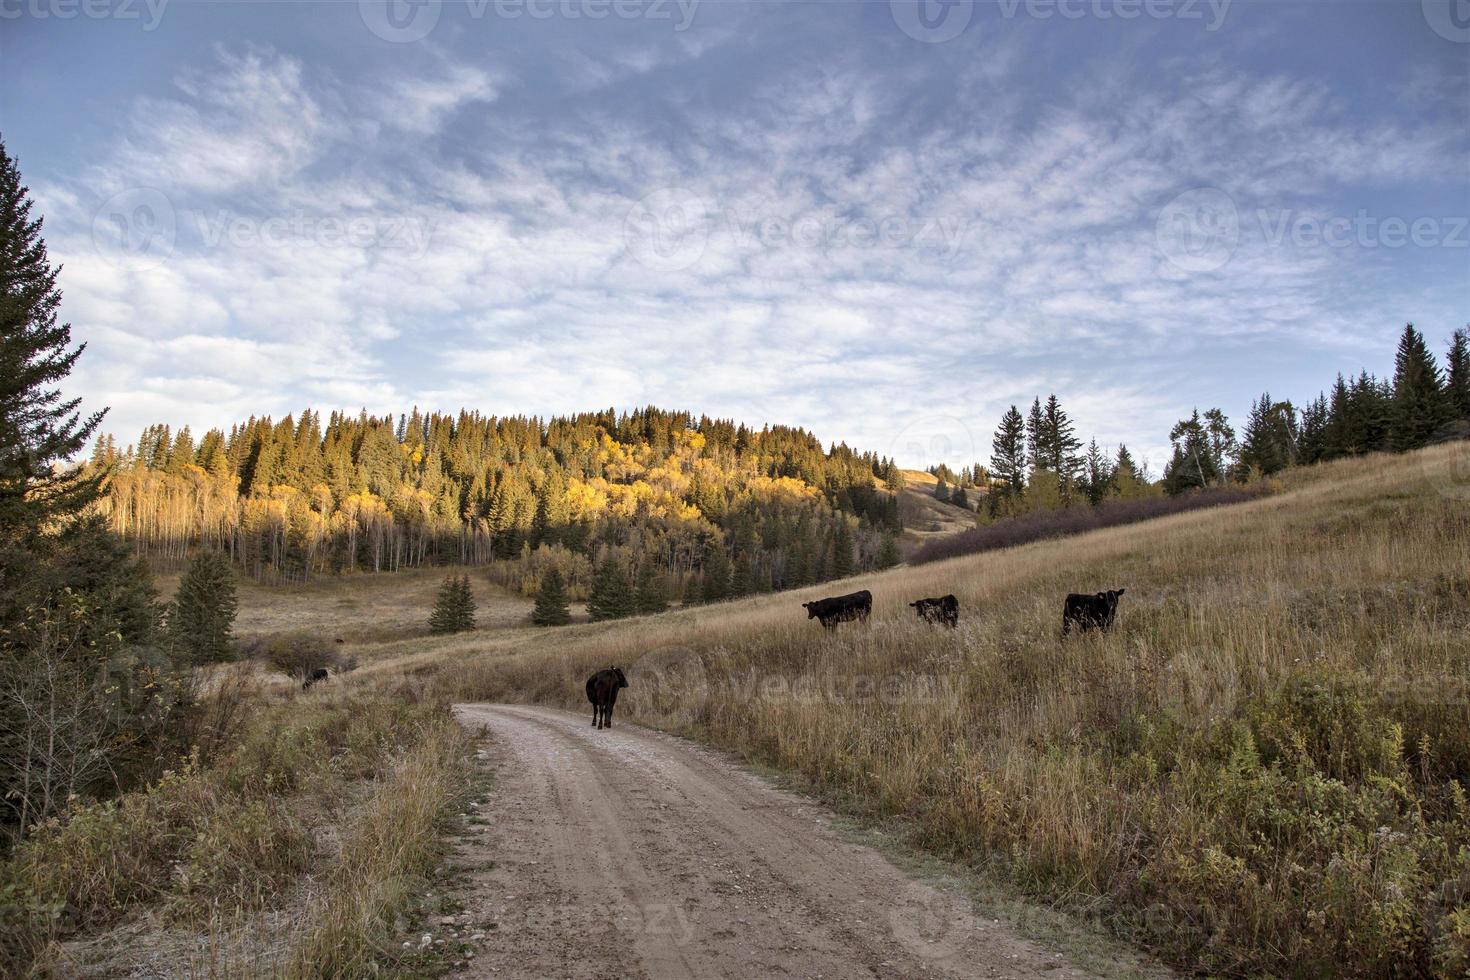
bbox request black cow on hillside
[910,594,959,627]
[1061,589,1126,635]
[802,590,872,630]
[586,666,629,730]
[302,667,330,689]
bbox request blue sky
[3,0,1468,471]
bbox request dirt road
[448,704,1102,979]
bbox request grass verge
[0,668,468,979]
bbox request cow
[910,594,959,628]
[801,590,873,630]
[302,667,330,689]
[1061,589,1126,635]
[586,666,629,730]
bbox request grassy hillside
[894,468,979,554]
[407,444,1470,976]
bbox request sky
[2,0,1468,472]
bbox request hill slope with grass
[400,443,1470,977]
[893,468,980,552]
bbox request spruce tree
[701,541,732,603]
[876,533,901,569]
[1238,394,1298,477]
[428,573,475,634]
[1112,444,1145,497]
[531,568,571,626]
[0,137,106,554]
[1297,395,1329,465]
[169,550,239,663]
[934,476,949,503]
[989,405,1027,509]
[458,575,477,629]
[1164,410,1220,495]
[1082,439,1111,505]
[1025,398,1045,470]
[1040,395,1084,496]
[634,562,669,614]
[730,553,756,597]
[1390,323,1452,450]
[830,520,856,579]
[588,557,635,621]
[682,574,704,607]
[1446,327,1470,420]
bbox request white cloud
[42,29,1470,470]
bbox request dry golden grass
[1,665,468,979]
[895,468,979,551]
[392,443,1470,977]
[283,714,470,978]
[224,568,533,645]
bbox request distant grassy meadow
[412,443,1470,977]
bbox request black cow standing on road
[802,590,873,630]
[1061,589,1126,635]
[586,666,629,730]
[910,595,959,627]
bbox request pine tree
[588,557,635,621]
[876,533,901,569]
[428,573,475,634]
[634,562,669,614]
[1445,327,1469,421]
[950,485,969,510]
[1238,394,1298,477]
[701,541,732,602]
[830,520,856,579]
[531,568,571,626]
[933,477,949,503]
[1390,323,1452,450]
[682,574,704,607]
[0,138,106,551]
[1039,395,1084,498]
[169,550,239,663]
[731,553,756,597]
[1112,444,1146,497]
[1164,410,1220,495]
[1025,397,1044,471]
[1297,395,1329,465]
[989,405,1027,512]
[1082,439,1112,505]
